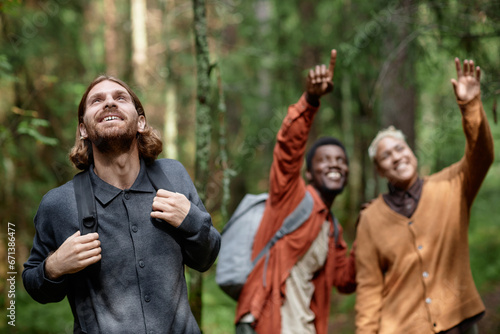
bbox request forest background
[1,0,500,333]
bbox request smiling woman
[372,134,418,191]
[355,57,494,334]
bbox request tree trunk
[103,0,119,76]
[255,0,271,114]
[131,0,148,87]
[164,85,178,159]
[378,0,417,149]
[162,0,178,160]
[191,0,212,325]
[341,74,361,224]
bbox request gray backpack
[216,190,340,300]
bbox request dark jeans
[440,323,479,334]
[464,324,478,334]
[235,322,257,334]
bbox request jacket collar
[387,177,423,201]
[306,184,330,214]
[88,159,155,205]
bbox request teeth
[103,116,120,122]
[327,171,341,180]
[396,163,407,171]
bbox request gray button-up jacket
[23,159,221,334]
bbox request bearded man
[23,76,220,334]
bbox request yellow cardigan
[355,95,494,334]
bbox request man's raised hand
[451,57,481,103]
[306,49,337,104]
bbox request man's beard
[87,125,137,154]
[319,184,345,197]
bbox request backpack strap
[253,190,314,267]
[72,161,173,236]
[221,193,269,234]
[332,213,340,246]
[73,169,100,313]
[73,170,98,235]
[145,161,175,192]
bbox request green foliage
[16,118,59,146]
[202,269,237,334]
[0,53,14,75]
[8,288,74,334]
[469,164,500,291]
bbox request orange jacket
[236,94,356,334]
[355,95,494,333]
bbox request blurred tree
[161,0,179,160]
[104,0,120,76]
[192,0,212,324]
[131,0,148,87]
[377,0,418,148]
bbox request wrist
[456,92,480,105]
[305,92,320,106]
[45,252,61,280]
